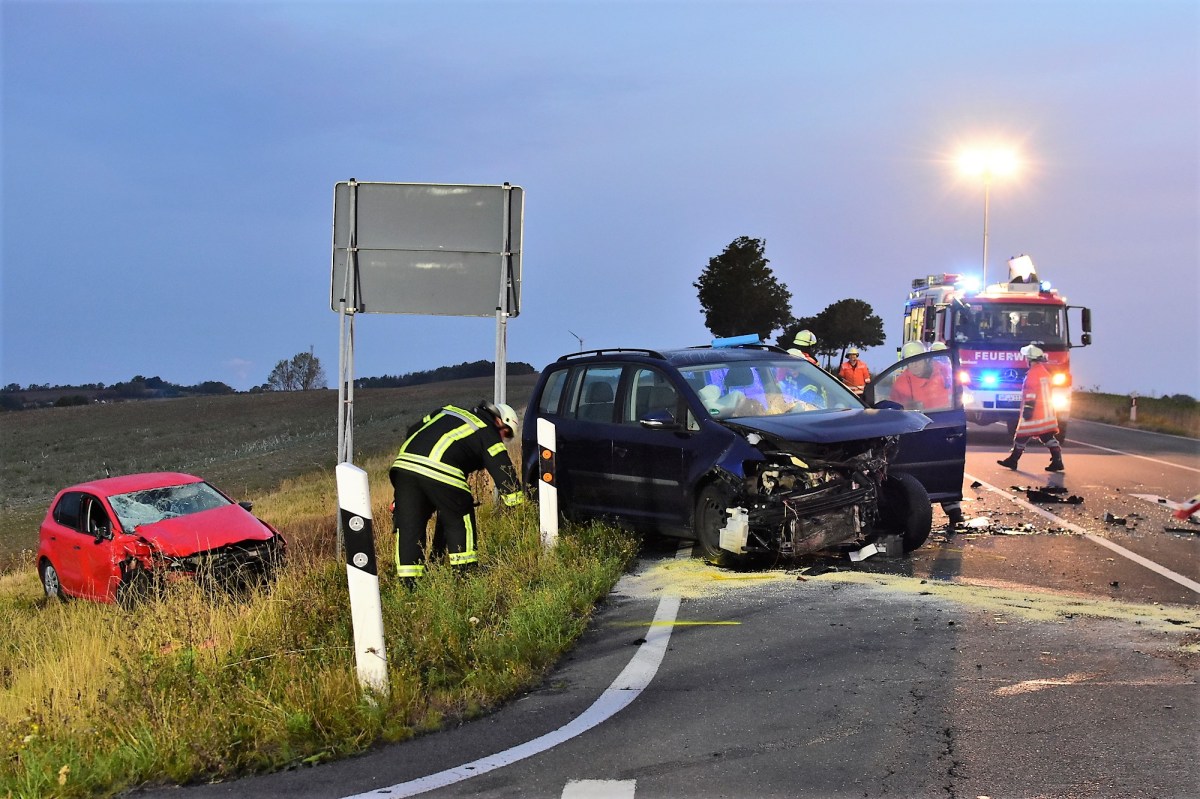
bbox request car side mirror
[873,399,904,411]
[238,501,254,512]
[639,409,680,430]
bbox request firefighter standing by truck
[390,401,524,583]
[996,344,1065,472]
[838,347,871,396]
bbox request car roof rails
[556,347,665,362]
[686,343,789,354]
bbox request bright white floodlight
[957,147,1020,285]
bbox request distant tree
[3,383,20,392]
[779,298,885,369]
[694,236,794,339]
[267,349,327,391]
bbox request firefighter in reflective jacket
[390,401,524,581]
[997,345,1064,472]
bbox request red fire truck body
[902,255,1092,440]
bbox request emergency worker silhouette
[390,401,524,583]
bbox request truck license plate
[998,393,1022,402]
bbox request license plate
[997,393,1022,402]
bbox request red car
[37,472,285,604]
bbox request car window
[625,367,679,423]
[53,492,83,530]
[679,358,857,419]
[81,496,113,538]
[537,369,568,415]
[108,481,232,530]
[874,353,955,413]
[568,365,622,423]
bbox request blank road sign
[331,182,523,317]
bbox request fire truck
[901,254,1092,441]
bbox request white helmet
[793,329,816,348]
[482,401,519,437]
[847,346,860,355]
[930,341,948,351]
[901,341,926,359]
[1020,344,1047,362]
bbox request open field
[0,375,538,569]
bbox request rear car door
[554,364,623,518]
[866,350,967,503]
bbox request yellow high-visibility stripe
[502,491,525,507]
[395,451,468,482]
[487,441,507,457]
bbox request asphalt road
[129,420,1199,799]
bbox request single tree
[267,348,327,391]
[694,236,794,339]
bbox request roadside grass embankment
[1072,390,1199,439]
[1,375,643,797]
[0,452,638,798]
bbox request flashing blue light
[959,276,982,292]
[1039,280,1052,291]
[980,371,1000,388]
[711,334,761,348]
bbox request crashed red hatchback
[37,472,285,604]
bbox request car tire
[879,472,933,554]
[39,559,66,601]
[695,483,750,569]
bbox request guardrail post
[1130,392,1138,422]
[537,418,558,548]
[335,462,389,696]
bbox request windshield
[952,302,1065,346]
[677,358,860,419]
[108,481,232,530]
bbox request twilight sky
[3,0,1197,398]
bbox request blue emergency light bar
[711,334,761,348]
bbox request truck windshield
[952,303,1065,347]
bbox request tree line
[695,235,886,368]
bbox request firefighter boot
[1045,452,1065,472]
[996,450,1021,470]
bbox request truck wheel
[695,484,750,569]
[879,473,933,554]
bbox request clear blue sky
[3,1,1197,397]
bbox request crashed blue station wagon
[522,342,966,567]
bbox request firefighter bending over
[390,401,524,583]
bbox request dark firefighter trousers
[392,468,478,579]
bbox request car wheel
[695,483,750,569]
[39,560,66,601]
[878,472,933,554]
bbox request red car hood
[133,504,275,557]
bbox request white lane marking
[1072,418,1199,443]
[1068,439,1200,474]
[563,779,636,798]
[342,546,692,799]
[966,473,1200,594]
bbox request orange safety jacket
[838,359,871,389]
[1015,361,1059,437]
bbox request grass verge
[0,450,639,798]
[1072,391,1199,438]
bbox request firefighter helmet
[847,346,860,356]
[930,341,948,351]
[1020,344,1047,362]
[901,341,926,359]
[793,329,816,348]
[481,401,519,437]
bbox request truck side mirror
[1081,332,1092,346]
[1081,308,1092,333]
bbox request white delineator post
[335,462,389,696]
[537,417,558,548]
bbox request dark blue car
[521,342,966,566]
